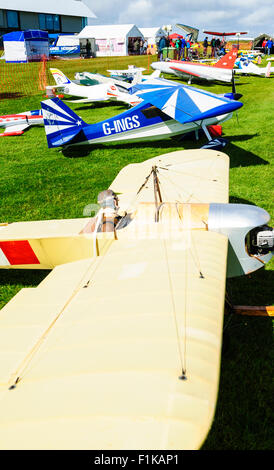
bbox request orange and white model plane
[151,50,239,84]
[0,149,273,450]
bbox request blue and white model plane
[41,78,243,150]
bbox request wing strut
[136,166,163,222]
[152,166,163,222]
[202,122,213,141]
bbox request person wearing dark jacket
[210,36,216,58]
[266,38,273,55]
[158,36,167,60]
[203,37,208,57]
[180,36,186,59]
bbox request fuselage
[151,61,233,82]
[235,62,274,76]
[59,80,141,106]
[57,81,112,101]
[73,100,233,147]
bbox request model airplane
[107,65,146,82]
[40,77,243,151]
[0,110,43,137]
[151,51,239,84]
[203,30,248,37]
[49,68,142,106]
[0,148,273,450]
[235,59,273,77]
[75,69,161,90]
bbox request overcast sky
[84,0,274,38]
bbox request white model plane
[107,65,146,82]
[151,51,239,83]
[41,77,243,151]
[235,60,273,77]
[49,68,142,106]
[0,110,43,137]
[74,69,161,91]
[0,149,273,450]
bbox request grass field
[0,55,273,450]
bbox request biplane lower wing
[0,227,228,450]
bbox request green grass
[0,55,273,450]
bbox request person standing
[210,36,216,58]
[174,38,180,59]
[143,39,148,54]
[215,37,221,56]
[203,36,208,57]
[262,38,267,54]
[266,37,273,55]
[86,39,91,58]
[186,38,191,59]
[158,35,167,61]
[180,36,186,59]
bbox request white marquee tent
[139,27,166,54]
[77,24,144,56]
[139,27,166,46]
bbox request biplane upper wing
[110,148,229,210]
[0,150,229,449]
[129,79,242,123]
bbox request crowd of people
[156,34,229,61]
[156,35,195,61]
[202,36,226,58]
[130,34,273,60]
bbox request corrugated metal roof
[0,0,96,18]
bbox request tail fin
[50,68,72,86]
[265,61,271,78]
[41,98,86,148]
[214,50,238,69]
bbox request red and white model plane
[151,50,239,84]
[0,110,43,137]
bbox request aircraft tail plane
[265,61,271,77]
[50,68,72,86]
[41,98,87,148]
[214,50,238,69]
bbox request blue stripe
[182,101,243,123]
[46,126,82,148]
[41,100,80,124]
[44,119,80,127]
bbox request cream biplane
[0,149,273,450]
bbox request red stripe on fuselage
[0,240,40,265]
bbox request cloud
[86,0,274,37]
[118,0,154,24]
